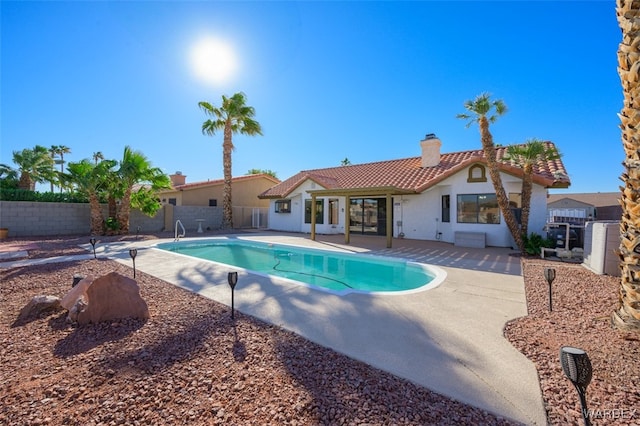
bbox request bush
[522,232,555,256]
[0,188,91,203]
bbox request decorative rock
[75,272,149,325]
[17,295,62,320]
[67,296,88,323]
[61,275,93,311]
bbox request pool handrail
[175,220,185,241]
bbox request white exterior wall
[398,170,510,246]
[528,188,549,236]
[266,167,551,248]
[267,180,346,235]
[268,193,303,232]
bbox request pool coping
[152,237,448,296]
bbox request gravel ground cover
[1,235,639,425]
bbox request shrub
[522,232,555,256]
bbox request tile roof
[259,142,570,199]
[170,173,280,191]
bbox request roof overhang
[306,186,416,197]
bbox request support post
[311,194,316,241]
[386,193,393,248]
[345,195,350,244]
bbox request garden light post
[560,346,592,426]
[89,238,97,259]
[228,272,238,319]
[544,267,556,312]
[129,248,138,278]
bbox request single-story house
[160,172,280,208]
[547,192,621,224]
[159,172,280,228]
[258,134,570,248]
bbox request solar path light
[89,238,97,259]
[129,248,138,279]
[228,272,238,319]
[560,346,592,426]
[544,267,556,312]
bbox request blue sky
[1,1,622,194]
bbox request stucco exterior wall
[265,165,550,248]
[159,176,275,208]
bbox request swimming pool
[156,239,446,295]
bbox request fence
[233,207,269,229]
[547,208,590,225]
[0,201,268,237]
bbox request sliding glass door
[349,198,390,235]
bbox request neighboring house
[547,192,621,224]
[159,172,280,228]
[259,134,570,248]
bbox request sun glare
[189,37,237,85]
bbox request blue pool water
[156,239,444,294]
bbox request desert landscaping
[1,235,638,425]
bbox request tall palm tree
[457,92,523,252]
[614,0,640,331]
[503,139,561,238]
[199,92,263,229]
[49,145,59,192]
[12,145,55,191]
[114,146,171,234]
[54,145,71,192]
[93,151,104,165]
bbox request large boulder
[61,272,149,325]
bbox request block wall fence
[0,201,228,237]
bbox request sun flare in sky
[189,36,238,86]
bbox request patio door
[349,197,391,235]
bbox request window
[275,199,291,213]
[209,199,217,207]
[304,199,324,224]
[457,193,500,224]
[509,193,522,225]
[329,199,339,224]
[441,195,450,223]
[467,164,487,183]
[168,198,177,206]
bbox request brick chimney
[420,133,441,167]
[170,171,186,187]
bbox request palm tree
[64,159,116,235]
[12,145,55,191]
[457,92,523,252]
[613,0,640,332]
[199,92,263,229]
[54,145,71,192]
[0,163,18,190]
[49,145,58,192]
[503,139,561,238]
[92,151,104,165]
[114,146,171,234]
